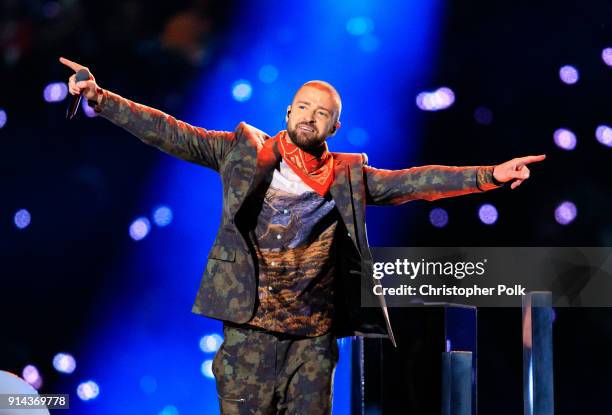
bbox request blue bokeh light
[199,334,223,353]
[553,128,577,150]
[43,82,68,103]
[129,217,151,241]
[595,125,612,147]
[159,405,180,415]
[77,380,100,401]
[602,48,612,66]
[559,65,579,84]
[0,109,6,128]
[153,205,174,227]
[416,87,455,111]
[359,34,380,52]
[555,201,577,225]
[22,365,42,389]
[478,204,498,225]
[258,65,279,84]
[14,209,31,229]
[347,127,369,146]
[53,352,76,374]
[201,360,214,379]
[346,17,374,36]
[474,106,493,125]
[82,99,97,117]
[232,80,253,102]
[429,207,449,228]
[140,375,158,395]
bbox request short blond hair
[295,80,342,121]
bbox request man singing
[60,56,544,415]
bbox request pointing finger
[59,56,85,73]
[516,154,546,167]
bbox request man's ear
[330,120,341,136]
[285,105,292,123]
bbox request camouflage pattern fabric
[212,325,338,415]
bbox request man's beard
[287,124,327,152]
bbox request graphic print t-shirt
[246,159,339,336]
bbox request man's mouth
[298,124,316,133]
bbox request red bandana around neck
[275,131,334,196]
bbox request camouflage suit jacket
[95,90,500,347]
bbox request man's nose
[306,110,317,122]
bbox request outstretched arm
[59,57,236,171]
[364,155,545,206]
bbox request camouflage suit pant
[212,324,339,415]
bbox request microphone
[66,68,91,120]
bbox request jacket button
[347,232,351,237]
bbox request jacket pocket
[208,244,236,262]
[217,394,246,403]
[217,394,247,415]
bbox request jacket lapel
[228,125,277,216]
[329,155,360,254]
[251,136,282,193]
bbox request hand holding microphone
[59,57,102,119]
